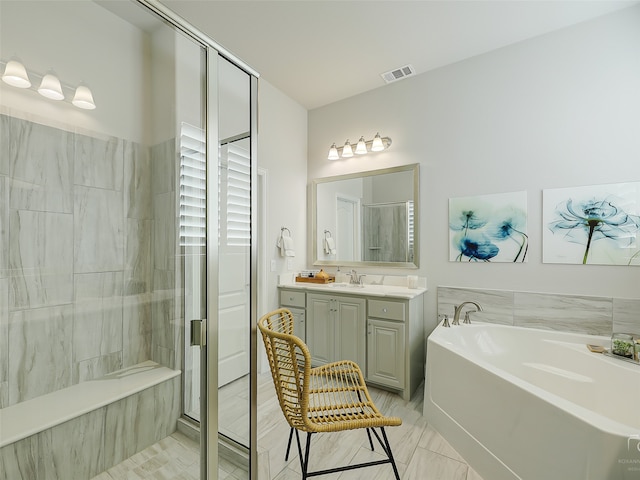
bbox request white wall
[0,1,148,143]
[257,79,308,312]
[308,5,640,331]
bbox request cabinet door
[367,319,405,389]
[307,293,334,366]
[335,296,366,368]
[289,307,306,343]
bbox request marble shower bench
[0,361,181,479]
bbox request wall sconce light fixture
[1,58,96,110]
[327,133,391,160]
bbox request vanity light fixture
[326,133,392,160]
[328,143,340,161]
[342,140,354,158]
[72,84,96,110]
[38,71,64,100]
[371,132,385,152]
[1,58,31,88]
[0,58,96,110]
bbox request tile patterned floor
[93,374,484,480]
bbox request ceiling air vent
[380,64,415,84]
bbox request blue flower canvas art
[543,182,640,266]
[449,191,528,262]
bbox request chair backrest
[258,308,311,431]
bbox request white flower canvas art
[543,182,640,266]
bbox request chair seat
[303,362,402,433]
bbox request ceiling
[161,0,637,110]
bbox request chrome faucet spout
[349,269,359,285]
[453,301,483,325]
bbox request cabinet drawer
[280,290,306,308]
[368,299,405,321]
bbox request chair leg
[365,428,374,451]
[285,427,294,461]
[293,429,313,480]
[380,427,401,480]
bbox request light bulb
[342,140,353,158]
[38,72,64,100]
[2,59,31,88]
[355,136,367,155]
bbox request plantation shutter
[408,200,415,262]
[179,122,206,247]
[223,143,251,247]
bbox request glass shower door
[0,0,215,478]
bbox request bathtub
[424,323,640,480]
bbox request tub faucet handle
[440,314,450,328]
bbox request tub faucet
[453,301,483,325]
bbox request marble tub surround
[438,286,640,337]
[0,114,180,409]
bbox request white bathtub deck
[0,361,180,448]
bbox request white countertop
[279,282,427,299]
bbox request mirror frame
[311,163,420,269]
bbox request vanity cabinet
[279,289,307,342]
[367,295,425,401]
[367,299,406,391]
[278,284,424,401]
[366,295,425,401]
[306,293,366,368]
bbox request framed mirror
[312,163,419,268]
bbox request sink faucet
[349,269,365,286]
[452,301,483,325]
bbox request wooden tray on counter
[295,276,335,284]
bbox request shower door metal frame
[134,1,259,478]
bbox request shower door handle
[190,319,207,347]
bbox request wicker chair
[258,308,402,480]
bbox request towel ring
[324,230,332,239]
[281,227,291,237]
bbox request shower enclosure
[362,201,415,263]
[0,0,257,478]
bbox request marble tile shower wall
[438,286,640,337]
[0,114,180,408]
[150,138,181,371]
